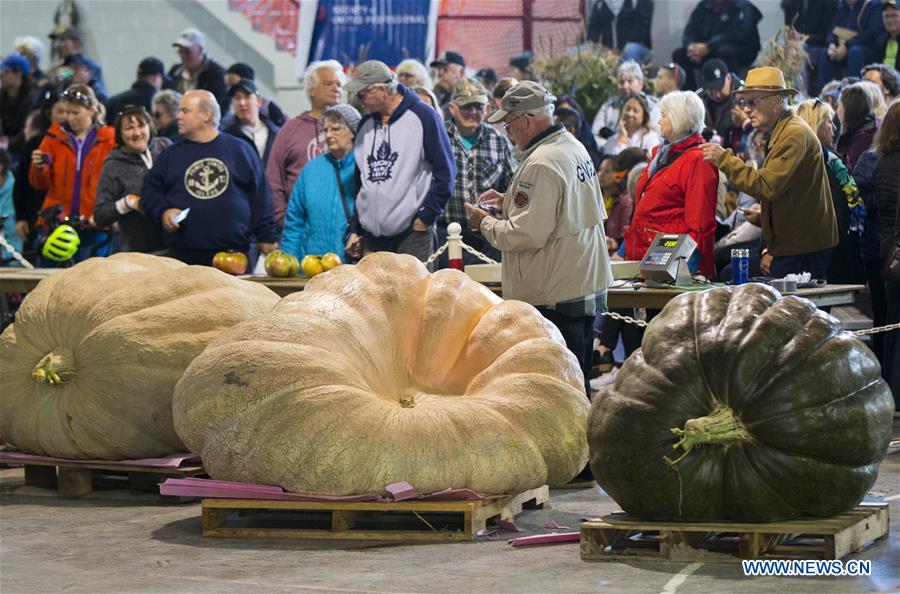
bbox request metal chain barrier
[601,311,898,335]
[600,311,648,328]
[423,242,449,267]
[459,243,498,264]
[0,235,34,269]
[852,322,900,336]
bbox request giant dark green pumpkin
[588,283,894,522]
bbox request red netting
[437,0,583,76]
[229,0,300,55]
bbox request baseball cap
[49,26,81,42]
[345,60,395,94]
[475,67,498,87]
[229,78,260,97]
[451,77,488,106]
[510,51,533,72]
[1,54,30,76]
[322,104,362,135]
[173,28,206,50]
[486,80,555,124]
[430,51,465,68]
[137,57,164,77]
[702,59,729,90]
[226,62,255,80]
[883,0,898,9]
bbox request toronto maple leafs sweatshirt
[353,85,455,238]
[141,133,277,257]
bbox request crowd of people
[0,0,898,410]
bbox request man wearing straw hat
[701,66,837,280]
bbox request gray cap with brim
[345,60,395,94]
[486,80,555,124]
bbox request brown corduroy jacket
[716,111,838,257]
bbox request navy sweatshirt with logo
[354,84,455,238]
[141,134,278,257]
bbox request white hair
[304,60,346,99]
[14,36,44,65]
[853,80,888,118]
[194,92,221,127]
[152,89,182,117]
[396,59,433,89]
[618,60,644,82]
[525,104,555,118]
[659,91,705,138]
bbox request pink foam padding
[507,532,581,547]
[0,451,201,468]
[159,477,499,502]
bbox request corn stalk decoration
[531,41,621,123]
[757,26,810,97]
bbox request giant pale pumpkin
[174,252,589,496]
[588,283,894,522]
[0,253,279,460]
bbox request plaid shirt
[443,121,517,226]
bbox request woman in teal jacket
[282,104,360,261]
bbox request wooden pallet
[581,503,889,563]
[201,485,550,542]
[19,459,205,499]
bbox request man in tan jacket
[465,81,613,398]
[701,66,838,279]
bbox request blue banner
[309,0,432,67]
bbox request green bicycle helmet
[42,224,80,262]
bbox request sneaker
[592,349,615,374]
[590,366,618,393]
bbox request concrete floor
[1,436,899,594]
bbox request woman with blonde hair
[795,98,865,284]
[396,59,433,89]
[28,84,116,263]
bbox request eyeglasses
[61,88,92,108]
[323,124,349,135]
[502,112,529,131]
[736,95,774,109]
[116,104,149,118]
[458,102,486,112]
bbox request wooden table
[606,283,866,310]
[0,268,864,310]
[0,268,61,293]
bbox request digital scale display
[639,233,698,286]
[659,239,679,248]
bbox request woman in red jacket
[625,90,719,278]
[28,84,116,263]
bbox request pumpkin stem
[399,394,416,408]
[665,404,750,466]
[32,348,76,386]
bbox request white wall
[650,0,784,68]
[0,0,306,113]
[1,0,788,112]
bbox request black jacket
[93,138,171,253]
[13,133,47,242]
[104,80,159,121]
[782,0,838,47]
[587,0,654,50]
[223,115,281,168]
[874,31,900,70]
[165,57,229,117]
[0,78,37,158]
[875,151,900,260]
[682,0,763,65]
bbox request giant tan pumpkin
[0,253,279,460]
[173,252,589,496]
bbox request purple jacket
[265,112,327,229]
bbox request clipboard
[832,26,858,42]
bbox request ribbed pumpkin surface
[174,252,590,496]
[588,283,894,522]
[0,253,279,459]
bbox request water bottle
[731,248,749,285]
